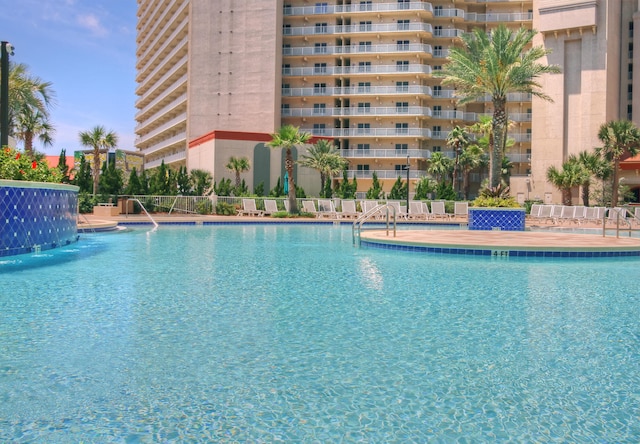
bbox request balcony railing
[301,127,433,138]
[282,64,432,77]
[282,43,433,57]
[466,12,533,22]
[433,8,465,18]
[284,22,433,37]
[433,28,465,38]
[283,2,434,16]
[340,170,425,180]
[282,106,432,118]
[340,149,430,159]
[282,85,433,97]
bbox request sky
[1,0,137,156]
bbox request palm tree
[446,125,471,197]
[546,158,589,206]
[225,156,251,189]
[575,151,609,207]
[79,126,119,195]
[436,24,561,189]
[6,63,55,138]
[427,152,453,184]
[458,144,485,200]
[298,139,347,193]
[14,106,54,153]
[267,125,311,213]
[596,120,640,206]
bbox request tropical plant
[298,139,347,194]
[436,24,561,188]
[269,177,285,197]
[225,156,251,189]
[125,168,143,195]
[446,125,471,195]
[190,169,213,196]
[387,176,408,200]
[414,175,436,200]
[365,171,384,200]
[0,146,62,182]
[267,125,312,213]
[595,120,640,205]
[57,149,70,183]
[14,106,55,153]
[72,153,92,193]
[176,165,191,195]
[336,169,357,199]
[214,177,234,196]
[427,152,453,184]
[458,144,485,200]
[98,157,124,196]
[471,184,520,207]
[79,125,119,195]
[546,157,589,206]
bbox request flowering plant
[0,146,63,183]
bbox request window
[397,0,410,10]
[313,123,327,135]
[357,102,371,113]
[357,164,370,171]
[433,105,442,117]
[282,44,292,55]
[359,1,372,11]
[281,103,290,115]
[630,42,634,59]
[396,60,409,72]
[397,20,410,31]
[359,21,372,32]
[357,143,370,150]
[314,63,327,74]
[396,123,409,134]
[358,82,371,93]
[396,81,409,92]
[358,61,371,72]
[433,45,443,57]
[357,123,371,134]
[397,40,410,50]
[629,63,633,81]
[629,84,633,101]
[314,83,327,94]
[314,43,328,54]
[358,41,372,52]
[284,4,292,14]
[315,23,328,34]
[283,24,292,35]
[396,102,409,113]
[282,64,291,75]
[395,143,408,151]
[630,21,634,38]
[395,164,409,171]
[434,5,443,16]
[314,2,328,13]
[282,84,291,95]
[432,146,442,152]
[432,126,442,138]
[433,85,442,96]
[433,65,442,71]
[313,103,327,115]
[434,26,443,37]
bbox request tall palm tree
[596,120,640,206]
[79,126,119,195]
[459,143,485,200]
[427,152,453,184]
[267,125,311,213]
[546,158,589,206]
[6,63,55,138]
[446,125,470,196]
[225,156,251,189]
[14,106,54,153]
[298,139,347,193]
[436,24,561,188]
[575,151,610,207]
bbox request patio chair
[263,199,279,216]
[337,200,359,219]
[431,201,452,220]
[361,200,383,219]
[302,200,318,216]
[454,202,468,220]
[387,201,408,220]
[408,201,430,220]
[237,198,264,217]
[317,199,338,219]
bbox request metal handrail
[129,198,159,231]
[602,207,639,238]
[353,203,397,246]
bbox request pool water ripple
[1,225,640,442]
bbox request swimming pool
[1,224,639,442]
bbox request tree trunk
[93,147,100,195]
[611,159,620,206]
[235,172,241,189]
[562,188,572,206]
[25,132,33,154]
[462,168,470,200]
[582,182,590,207]
[491,98,507,189]
[286,148,298,213]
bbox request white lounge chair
[454,202,468,220]
[361,200,383,219]
[302,200,318,216]
[408,201,430,220]
[338,200,359,219]
[237,198,264,217]
[431,201,452,220]
[387,201,408,220]
[263,199,279,216]
[316,199,337,219]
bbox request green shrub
[471,196,521,208]
[78,193,98,213]
[196,199,213,215]
[215,201,237,216]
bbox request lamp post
[406,155,410,211]
[1,41,14,148]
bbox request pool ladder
[129,198,159,231]
[352,204,397,246]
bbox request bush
[215,201,237,216]
[78,193,98,213]
[196,199,213,215]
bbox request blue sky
[1,0,137,156]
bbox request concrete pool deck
[77,213,640,257]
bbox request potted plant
[468,184,526,231]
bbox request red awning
[620,154,640,170]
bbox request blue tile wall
[1,181,79,257]
[468,208,525,231]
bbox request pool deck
[78,213,640,257]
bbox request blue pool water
[1,224,639,442]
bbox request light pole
[406,155,410,211]
[1,41,14,148]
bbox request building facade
[135,0,640,203]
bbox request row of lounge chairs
[528,204,640,226]
[237,198,468,220]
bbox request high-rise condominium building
[135,0,640,203]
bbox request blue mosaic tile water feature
[0,180,79,257]
[469,208,526,231]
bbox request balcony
[282,64,432,77]
[282,85,433,97]
[433,28,465,38]
[476,92,532,102]
[282,43,432,57]
[145,150,187,169]
[282,106,432,118]
[136,112,187,146]
[433,8,465,19]
[466,12,533,22]
[341,169,425,180]
[283,2,434,16]
[284,22,433,37]
[301,127,433,138]
[140,133,187,157]
[432,89,456,99]
[341,149,430,159]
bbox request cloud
[76,13,108,37]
